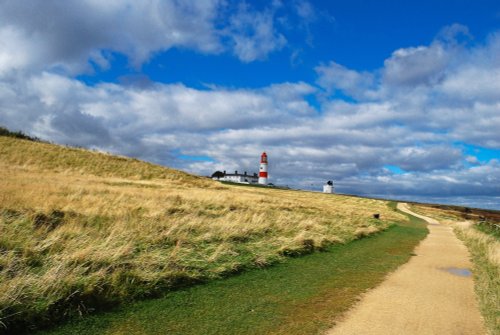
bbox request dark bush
[0,126,39,141]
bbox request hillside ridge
[0,135,201,183]
[0,134,404,333]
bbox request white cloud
[0,0,296,75]
[316,25,500,149]
[466,155,479,164]
[342,159,500,197]
[294,0,316,22]
[315,61,376,99]
[225,2,287,62]
[1,71,319,152]
[439,67,500,101]
[0,16,499,203]
[383,44,451,86]
[0,26,38,75]
[436,23,472,45]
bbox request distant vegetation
[416,203,500,224]
[0,126,39,141]
[475,222,500,240]
[0,135,405,333]
[414,203,500,240]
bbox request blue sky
[76,0,500,88]
[0,0,499,209]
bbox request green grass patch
[37,215,427,335]
[474,222,500,240]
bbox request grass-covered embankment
[0,135,405,333]
[411,204,500,335]
[39,206,427,335]
[455,225,500,335]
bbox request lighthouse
[258,152,268,185]
[323,180,334,193]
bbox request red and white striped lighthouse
[258,152,268,185]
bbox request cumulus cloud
[382,44,451,86]
[316,25,500,150]
[392,146,462,172]
[439,67,500,101]
[0,12,499,205]
[342,159,500,198]
[0,0,300,75]
[0,70,319,162]
[315,62,376,99]
[0,1,225,75]
[382,24,471,87]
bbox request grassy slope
[0,136,408,333]
[0,134,196,181]
[40,208,427,335]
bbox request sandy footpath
[325,203,486,335]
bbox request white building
[323,181,334,193]
[212,171,259,184]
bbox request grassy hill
[0,135,406,333]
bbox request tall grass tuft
[455,224,500,335]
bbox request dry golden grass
[412,204,500,335]
[0,136,404,331]
[408,204,463,223]
[455,225,500,335]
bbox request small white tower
[323,180,334,193]
[258,152,268,185]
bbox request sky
[1,0,499,209]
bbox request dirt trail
[325,203,486,335]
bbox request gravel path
[325,203,486,335]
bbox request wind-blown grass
[39,218,428,335]
[0,136,404,333]
[412,204,500,335]
[455,224,500,335]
